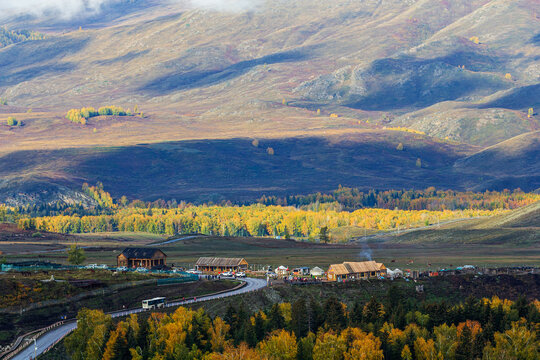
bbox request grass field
[3,232,538,271]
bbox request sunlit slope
[0,0,537,148]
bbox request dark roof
[119,248,166,259]
[196,257,247,267]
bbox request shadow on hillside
[531,33,540,46]
[344,52,511,111]
[0,136,481,203]
[141,47,314,95]
[0,37,89,85]
[94,50,151,66]
[477,84,540,110]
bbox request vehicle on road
[221,271,234,277]
[142,297,166,309]
[235,272,246,278]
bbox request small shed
[310,266,325,276]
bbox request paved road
[12,278,267,360]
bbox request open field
[2,231,538,271]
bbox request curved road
[12,278,267,360]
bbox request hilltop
[0,0,538,203]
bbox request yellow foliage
[258,330,297,360]
[330,113,339,118]
[469,36,479,44]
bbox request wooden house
[195,257,248,273]
[327,261,386,282]
[117,248,167,269]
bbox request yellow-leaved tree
[258,330,297,360]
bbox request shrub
[6,116,17,126]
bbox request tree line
[256,186,540,211]
[0,28,46,48]
[17,204,502,240]
[5,184,538,220]
[64,292,539,360]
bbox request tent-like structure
[310,266,325,276]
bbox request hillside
[0,0,538,204]
[390,201,540,245]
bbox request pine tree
[291,298,309,338]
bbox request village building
[276,265,289,277]
[195,257,248,273]
[117,248,167,269]
[327,260,386,282]
[310,266,325,277]
[292,267,310,276]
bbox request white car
[117,266,128,272]
[135,267,149,273]
[221,271,234,277]
[97,264,108,269]
[186,269,202,275]
[85,264,98,269]
[235,272,246,278]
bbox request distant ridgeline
[0,28,46,47]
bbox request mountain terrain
[0,0,538,204]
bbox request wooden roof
[196,257,247,267]
[328,261,385,275]
[118,248,166,259]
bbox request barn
[327,261,386,282]
[195,257,248,273]
[117,248,167,269]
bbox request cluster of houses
[117,247,528,282]
[115,248,395,282]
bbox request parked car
[221,271,234,277]
[117,266,128,272]
[235,272,246,278]
[186,269,202,274]
[135,267,149,273]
